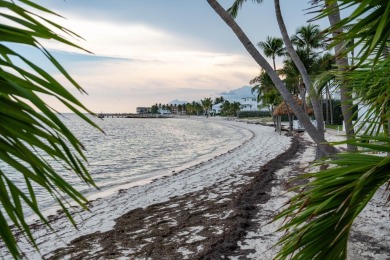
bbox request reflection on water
[1,115,250,218]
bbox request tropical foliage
[258,36,285,70]
[250,71,281,114]
[274,0,390,258]
[291,24,326,53]
[209,0,335,156]
[209,0,389,257]
[201,97,213,117]
[0,0,101,258]
[221,100,241,116]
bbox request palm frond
[227,0,263,18]
[315,0,390,65]
[0,0,102,258]
[275,136,390,259]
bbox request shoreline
[23,116,253,223]
[7,118,291,259]
[4,118,389,259]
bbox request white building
[211,97,267,115]
[212,103,223,114]
[158,108,171,115]
[239,97,259,111]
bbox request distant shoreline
[98,113,174,118]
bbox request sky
[16,0,331,113]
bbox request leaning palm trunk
[207,0,337,157]
[325,0,357,151]
[274,0,325,139]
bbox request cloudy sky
[24,0,330,113]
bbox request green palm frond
[227,0,263,18]
[276,1,390,258]
[275,136,390,259]
[344,56,390,136]
[316,0,390,65]
[0,0,101,258]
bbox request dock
[97,113,174,119]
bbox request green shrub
[237,110,271,118]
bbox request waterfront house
[136,107,151,114]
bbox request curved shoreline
[5,118,292,259]
[24,117,254,223]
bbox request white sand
[3,119,389,259]
[8,117,291,259]
[231,131,390,260]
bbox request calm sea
[2,114,251,219]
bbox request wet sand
[4,118,390,259]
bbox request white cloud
[45,53,258,113]
[28,9,260,113]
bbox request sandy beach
[6,118,390,259]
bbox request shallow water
[1,115,251,218]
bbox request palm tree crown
[257,36,286,70]
[291,23,325,53]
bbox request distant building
[136,107,151,114]
[158,108,171,115]
[171,106,178,114]
[239,97,259,111]
[212,103,223,114]
[211,96,266,115]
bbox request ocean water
[2,115,251,219]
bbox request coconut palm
[201,97,213,117]
[320,0,358,151]
[250,71,281,127]
[275,0,390,258]
[281,48,319,101]
[208,0,336,156]
[0,1,101,257]
[258,36,286,70]
[291,24,326,53]
[221,101,241,116]
[185,103,193,116]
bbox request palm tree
[178,104,183,115]
[195,102,203,116]
[214,96,224,105]
[257,36,286,70]
[274,0,326,138]
[324,0,357,151]
[250,71,281,127]
[201,97,213,117]
[186,103,193,116]
[221,101,241,116]
[208,0,336,156]
[0,1,102,257]
[291,24,325,53]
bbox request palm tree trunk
[272,57,276,71]
[325,0,357,151]
[274,0,325,136]
[324,89,329,124]
[326,85,333,124]
[207,0,337,157]
[274,55,293,131]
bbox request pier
[97,113,174,119]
